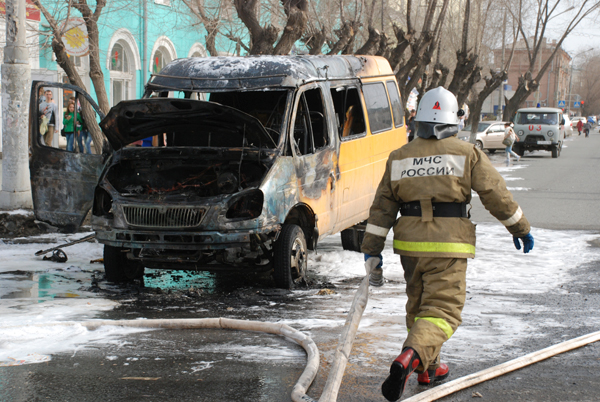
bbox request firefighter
[361,86,534,401]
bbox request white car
[458,121,509,153]
[563,114,573,137]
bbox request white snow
[0,237,149,366]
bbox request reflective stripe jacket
[361,136,530,259]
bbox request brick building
[494,37,572,110]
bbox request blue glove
[513,233,534,253]
[364,253,383,268]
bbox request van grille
[123,206,205,228]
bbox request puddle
[0,270,98,301]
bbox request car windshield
[463,123,491,132]
[516,112,558,125]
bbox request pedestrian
[63,102,82,152]
[39,89,57,147]
[407,109,416,142]
[503,122,520,163]
[577,119,583,136]
[584,121,591,138]
[361,86,534,401]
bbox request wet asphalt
[1,132,600,402]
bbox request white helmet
[415,86,460,125]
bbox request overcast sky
[547,6,599,61]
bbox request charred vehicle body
[30,55,406,288]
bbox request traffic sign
[574,101,581,108]
[558,100,566,107]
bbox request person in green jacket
[63,102,82,152]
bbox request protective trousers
[401,256,467,371]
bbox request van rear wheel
[273,224,307,289]
[103,245,145,283]
[341,226,365,252]
[514,145,525,157]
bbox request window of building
[152,48,168,74]
[67,54,81,67]
[109,40,135,106]
[363,82,392,134]
[110,43,129,73]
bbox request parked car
[562,114,573,137]
[512,107,565,158]
[458,121,509,153]
[29,55,407,289]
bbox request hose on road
[42,317,320,402]
[402,329,600,402]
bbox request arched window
[109,40,135,106]
[152,47,170,73]
[150,37,177,75]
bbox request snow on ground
[1,163,599,368]
[0,235,149,366]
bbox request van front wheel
[273,224,307,289]
[103,245,145,283]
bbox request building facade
[493,37,572,111]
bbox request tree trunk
[273,0,309,55]
[355,27,382,55]
[503,72,538,121]
[468,70,507,143]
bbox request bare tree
[574,51,600,116]
[233,0,309,55]
[392,0,450,109]
[180,0,224,56]
[502,0,600,121]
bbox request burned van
[30,55,406,288]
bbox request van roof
[517,107,562,113]
[147,55,394,92]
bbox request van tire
[273,224,307,289]
[341,227,365,252]
[515,145,525,157]
[103,245,145,283]
[551,144,559,158]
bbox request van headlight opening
[226,189,264,220]
[518,130,524,136]
[547,131,554,137]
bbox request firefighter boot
[417,363,449,385]
[381,347,421,401]
[369,266,384,287]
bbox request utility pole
[566,65,573,115]
[498,9,507,119]
[535,42,543,106]
[0,0,32,209]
